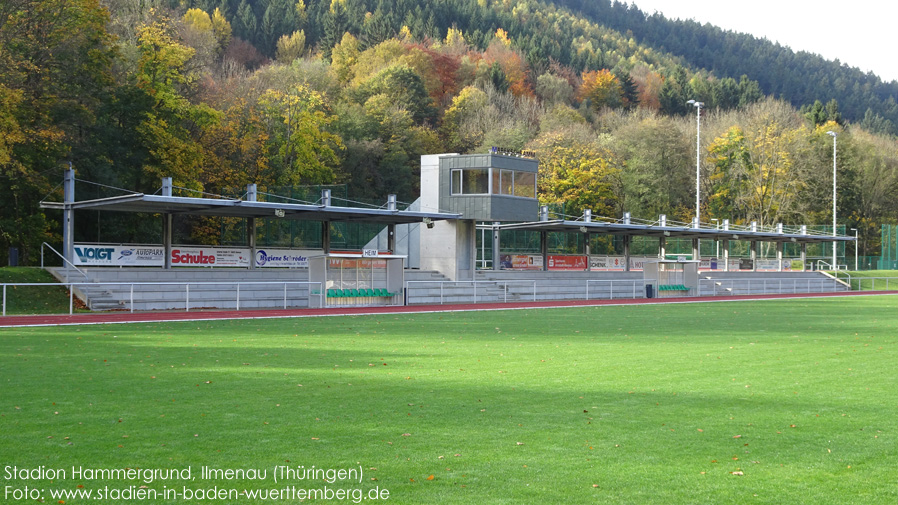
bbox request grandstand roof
[492,219,855,244]
[41,193,460,225]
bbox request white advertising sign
[254,248,318,268]
[73,244,320,268]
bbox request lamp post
[851,227,858,271]
[827,130,837,269]
[687,100,704,225]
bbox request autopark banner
[73,244,318,268]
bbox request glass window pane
[464,169,489,194]
[451,170,461,195]
[500,170,514,195]
[514,172,536,198]
[491,169,501,194]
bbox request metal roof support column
[722,239,729,271]
[777,241,784,272]
[623,235,631,272]
[723,219,730,272]
[540,205,548,272]
[62,167,75,269]
[388,224,396,254]
[775,223,784,272]
[162,177,172,270]
[751,242,758,271]
[583,210,591,271]
[322,222,331,254]
[247,184,257,270]
[750,221,758,272]
[492,225,500,271]
[659,236,666,259]
[800,243,807,271]
[692,216,700,264]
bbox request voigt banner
[73,245,164,266]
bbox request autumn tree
[259,84,343,185]
[579,69,622,110]
[536,143,620,217]
[0,0,116,263]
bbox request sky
[628,1,898,83]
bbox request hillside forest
[2,0,898,265]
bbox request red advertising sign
[547,255,587,271]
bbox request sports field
[1,296,896,504]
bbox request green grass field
[1,297,896,504]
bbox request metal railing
[40,242,89,281]
[698,277,846,296]
[405,280,538,305]
[1,281,324,316]
[833,274,898,292]
[586,279,641,300]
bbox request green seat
[350,289,360,297]
[327,289,336,297]
[364,288,375,297]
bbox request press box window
[452,167,535,197]
[451,169,489,195]
[514,171,536,198]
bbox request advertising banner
[505,254,542,270]
[254,248,318,268]
[73,245,165,266]
[589,256,610,270]
[328,258,388,269]
[739,258,754,270]
[607,256,627,269]
[547,255,587,271]
[756,259,780,271]
[629,257,648,270]
[74,244,321,268]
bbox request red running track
[1,291,895,328]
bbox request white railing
[1,281,324,316]
[698,277,845,296]
[833,274,897,292]
[586,279,641,300]
[405,280,538,305]
[40,242,89,281]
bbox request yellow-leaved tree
[536,143,621,218]
[578,69,622,110]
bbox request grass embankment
[833,269,898,291]
[1,298,897,504]
[0,267,79,314]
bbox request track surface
[1,290,895,328]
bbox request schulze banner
[73,244,320,268]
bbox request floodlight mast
[687,100,704,226]
[827,130,837,269]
